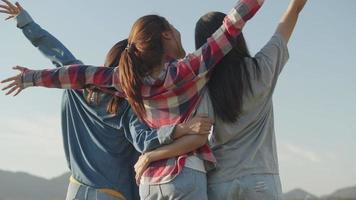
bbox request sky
[0,0,355,196]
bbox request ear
[161,31,173,40]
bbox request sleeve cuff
[157,125,175,145]
[16,10,34,28]
[21,70,37,88]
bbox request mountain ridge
[0,169,355,200]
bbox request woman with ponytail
[2,0,265,199]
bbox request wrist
[16,10,34,28]
[174,124,189,139]
[290,0,306,14]
[143,152,154,163]
[21,69,36,88]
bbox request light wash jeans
[139,167,208,200]
[65,181,124,200]
[208,174,282,200]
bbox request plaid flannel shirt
[22,0,264,184]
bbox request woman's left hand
[0,0,23,20]
[1,66,28,96]
[134,153,152,185]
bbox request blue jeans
[65,181,123,200]
[139,167,208,200]
[208,174,282,200]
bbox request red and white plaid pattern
[22,0,264,184]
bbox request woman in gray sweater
[193,0,308,199]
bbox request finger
[1,76,17,83]
[200,129,210,135]
[5,85,18,95]
[2,0,16,10]
[135,171,141,184]
[135,171,142,185]
[195,116,214,125]
[0,4,10,10]
[135,175,140,185]
[15,2,22,11]
[201,125,213,134]
[2,82,16,91]
[134,163,143,173]
[134,163,140,172]
[202,125,212,131]
[13,65,27,72]
[4,15,13,20]
[0,9,11,14]
[13,87,22,96]
[202,117,214,124]
[135,163,144,173]
[201,118,214,125]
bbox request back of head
[119,15,171,120]
[104,39,128,68]
[86,39,128,115]
[195,12,256,123]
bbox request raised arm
[17,9,83,66]
[250,0,307,89]
[276,0,307,43]
[0,65,120,96]
[0,1,82,66]
[163,0,264,86]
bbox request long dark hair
[86,39,128,115]
[119,15,171,120]
[195,12,260,123]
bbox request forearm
[158,116,214,143]
[182,0,264,79]
[125,107,177,153]
[17,10,81,67]
[21,65,120,92]
[276,0,307,43]
[144,135,208,162]
[171,124,188,139]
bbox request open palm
[1,66,29,96]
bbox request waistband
[69,176,127,200]
[185,155,206,173]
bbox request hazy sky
[0,0,355,196]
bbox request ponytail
[119,44,147,120]
[117,15,171,120]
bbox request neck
[150,54,175,79]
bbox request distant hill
[0,170,70,200]
[323,186,356,200]
[283,187,356,200]
[0,169,355,200]
[283,188,319,200]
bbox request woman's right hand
[173,115,214,139]
[1,66,28,96]
[0,0,23,20]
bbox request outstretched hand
[1,66,28,96]
[0,0,23,20]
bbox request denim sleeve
[16,10,82,67]
[120,106,175,153]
